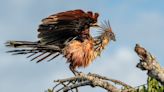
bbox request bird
[6,9,116,74]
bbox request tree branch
[52,72,135,92]
[135,44,164,85]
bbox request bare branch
[88,73,133,88]
[135,44,164,85]
[52,73,135,92]
[63,81,90,92]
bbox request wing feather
[38,9,96,46]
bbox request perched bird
[6,9,116,74]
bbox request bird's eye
[110,33,113,37]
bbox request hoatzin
[6,9,116,74]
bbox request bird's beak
[90,23,100,28]
[112,35,116,41]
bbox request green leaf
[147,77,164,92]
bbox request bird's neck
[77,28,92,42]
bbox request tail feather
[6,40,61,62]
[30,52,47,61]
[36,53,52,63]
[6,49,38,55]
[47,53,60,62]
[27,52,38,58]
[6,41,38,48]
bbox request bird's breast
[63,39,95,69]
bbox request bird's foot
[72,70,82,76]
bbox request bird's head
[109,31,116,41]
[100,20,116,41]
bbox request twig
[88,73,133,88]
[63,81,90,92]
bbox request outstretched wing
[38,9,96,46]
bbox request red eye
[110,33,113,37]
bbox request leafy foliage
[147,77,164,92]
[45,89,53,92]
[136,77,164,92]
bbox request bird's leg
[69,65,79,92]
[69,65,79,76]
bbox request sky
[0,0,164,92]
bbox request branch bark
[135,44,164,85]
